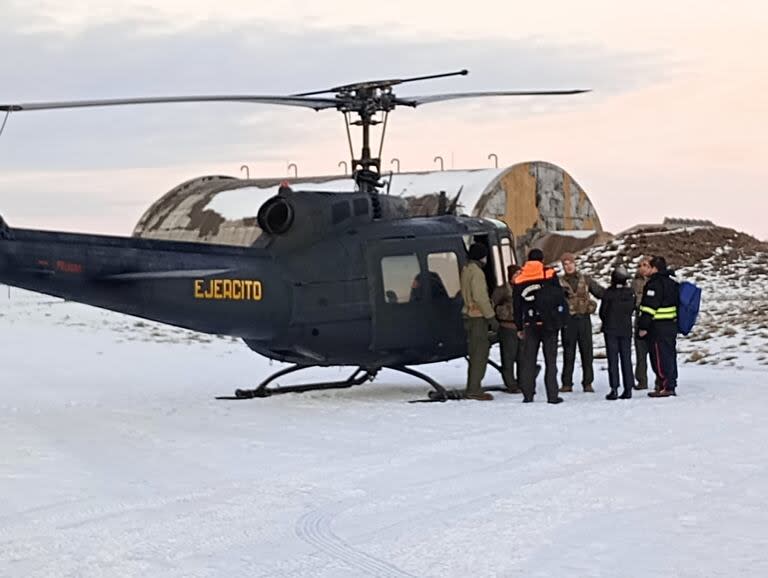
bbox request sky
[0,0,766,239]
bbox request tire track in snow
[291,443,559,577]
[295,505,417,578]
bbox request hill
[567,225,768,370]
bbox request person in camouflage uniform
[491,264,522,393]
[460,243,498,400]
[558,252,604,393]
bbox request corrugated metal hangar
[133,161,603,260]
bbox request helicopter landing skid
[216,365,378,400]
[215,363,451,402]
[383,365,449,402]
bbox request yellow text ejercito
[194,279,262,301]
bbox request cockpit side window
[381,254,421,304]
[427,252,461,299]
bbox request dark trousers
[561,315,594,387]
[521,326,559,402]
[605,333,634,393]
[464,317,490,396]
[634,329,650,387]
[633,315,660,388]
[649,332,678,391]
[498,326,520,389]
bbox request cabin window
[353,198,369,216]
[500,238,514,278]
[427,252,460,299]
[491,244,504,287]
[332,201,351,224]
[381,254,421,304]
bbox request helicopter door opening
[464,233,505,294]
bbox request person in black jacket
[600,266,636,400]
[637,256,680,397]
[513,249,565,405]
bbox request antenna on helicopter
[0,69,589,219]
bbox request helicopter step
[215,364,451,401]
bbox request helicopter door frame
[463,232,505,294]
[367,236,465,354]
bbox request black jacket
[599,286,635,337]
[513,260,560,328]
[637,270,679,334]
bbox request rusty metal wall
[472,161,602,257]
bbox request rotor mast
[298,70,470,218]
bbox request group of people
[459,243,680,403]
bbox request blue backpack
[677,281,702,336]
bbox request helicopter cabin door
[368,238,465,355]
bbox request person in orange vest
[513,249,566,404]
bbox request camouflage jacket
[491,283,516,326]
[632,274,647,310]
[560,272,604,316]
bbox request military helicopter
[0,70,588,401]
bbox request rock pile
[567,226,768,370]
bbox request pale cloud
[0,15,659,170]
[1,0,767,239]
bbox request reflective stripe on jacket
[637,270,679,331]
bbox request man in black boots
[637,256,680,397]
[513,249,565,404]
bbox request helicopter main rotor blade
[0,95,341,112]
[294,69,469,97]
[394,89,591,107]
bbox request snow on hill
[566,225,768,371]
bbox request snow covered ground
[2,289,768,578]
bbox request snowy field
[2,289,768,578]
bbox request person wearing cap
[558,252,604,393]
[513,248,564,404]
[460,242,498,401]
[637,255,680,397]
[599,266,636,400]
[491,264,523,393]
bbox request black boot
[619,389,632,399]
[605,389,618,400]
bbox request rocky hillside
[567,226,768,371]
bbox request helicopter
[0,70,588,401]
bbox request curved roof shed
[133,161,602,257]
